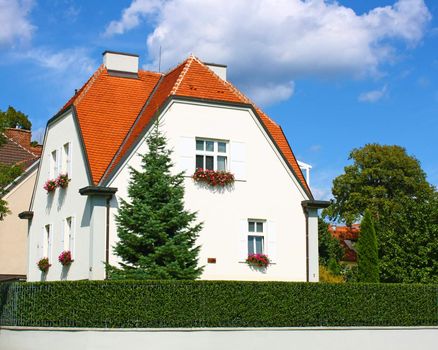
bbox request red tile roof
[0,130,40,169]
[59,56,311,197]
[328,224,360,262]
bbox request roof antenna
[158,45,162,73]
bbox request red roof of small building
[58,56,311,197]
[0,129,40,169]
[328,224,360,262]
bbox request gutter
[79,186,117,279]
[301,200,330,282]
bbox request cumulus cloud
[358,85,388,103]
[0,0,35,48]
[106,0,431,105]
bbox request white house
[21,51,328,282]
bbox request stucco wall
[109,101,310,281]
[1,327,437,350]
[27,111,92,282]
[0,170,36,277]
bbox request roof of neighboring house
[0,129,40,169]
[328,224,360,262]
[57,55,312,197]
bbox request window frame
[43,224,52,260]
[195,138,229,172]
[247,219,266,255]
[64,216,75,258]
[50,150,58,178]
[61,142,72,176]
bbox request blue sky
[1,0,437,199]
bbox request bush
[0,280,436,328]
[319,265,344,283]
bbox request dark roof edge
[18,211,34,220]
[301,200,331,210]
[79,186,118,196]
[102,50,139,57]
[203,62,227,68]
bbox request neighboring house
[328,224,360,263]
[22,51,328,282]
[0,128,41,281]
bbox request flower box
[246,254,270,268]
[43,179,57,193]
[58,250,73,266]
[192,168,235,187]
[37,257,51,273]
[56,173,70,189]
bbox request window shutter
[239,219,248,261]
[230,141,246,181]
[56,149,61,177]
[38,227,44,259]
[70,217,76,259]
[267,221,277,262]
[48,224,53,262]
[60,219,65,251]
[67,142,72,177]
[178,136,195,174]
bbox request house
[0,128,41,281]
[328,224,360,263]
[21,51,328,282]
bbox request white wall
[109,101,310,281]
[27,111,92,281]
[1,327,437,350]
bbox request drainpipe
[79,186,118,280]
[301,200,330,282]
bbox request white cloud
[0,0,35,48]
[358,85,388,103]
[106,0,431,105]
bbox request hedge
[0,280,437,328]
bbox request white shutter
[60,219,65,251]
[230,141,246,181]
[47,224,53,261]
[67,142,72,177]
[38,227,44,259]
[70,217,76,259]
[267,221,277,262]
[56,149,61,177]
[178,136,195,174]
[239,219,248,261]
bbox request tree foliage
[110,125,203,280]
[0,164,24,219]
[318,219,344,266]
[357,210,379,283]
[325,144,437,283]
[325,144,434,225]
[0,106,32,131]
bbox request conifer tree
[111,124,203,280]
[357,210,379,283]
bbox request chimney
[204,62,227,81]
[102,51,139,77]
[4,128,31,149]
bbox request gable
[56,56,311,198]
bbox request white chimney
[204,62,227,81]
[102,51,139,75]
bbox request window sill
[239,261,276,265]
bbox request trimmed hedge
[0,280,437,328]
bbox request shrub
[0,280,436,328]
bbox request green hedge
[0,280,437,328]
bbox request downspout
[105,197,111,280]
[304,208,310,282]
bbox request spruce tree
[357,210,379,282]
[111,124,203,280]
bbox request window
[43,224,52,259]
[64,217,75,257]
[195,139,228,171]
[247,220,265,255]
[50,150,58,178]
[61,142,71,176]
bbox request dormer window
[195,139,228,171]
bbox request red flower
[192,169,235,187]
